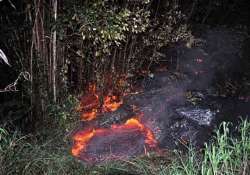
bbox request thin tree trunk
[30,0,44,130]
[52,0,57,102]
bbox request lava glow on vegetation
[77,84,123,121]
[71,117,158,157]
[73,83,158,161]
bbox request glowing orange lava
[124,118,157,148]
[78,84,123,121]
[81,109,97,121]
[103,95,123,112]
[71,129,95,157]
[73,78,158,161]
[71,117,158,157]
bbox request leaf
[0,49,11,66]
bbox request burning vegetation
[77,84,123,121]
[72,83,158,162]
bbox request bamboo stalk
[52,0,57,103]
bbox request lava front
[71,117,158,162]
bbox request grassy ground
[0,119,249,175]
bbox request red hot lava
[73,81,158,162]
[71,117,158,161]
[76,84,123,121]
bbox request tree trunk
[52,0,57,103]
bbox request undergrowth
[0,119,249,175]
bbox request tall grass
[0,119,249,175]
[0,128,86,175]
[203,120,249,175]
[168,120,250,175]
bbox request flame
[78,84,123,121]
[71,117,157,157]
[81,109,97,121]
[103,95,123,112]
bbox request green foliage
[0,127,9,152]
[201,120,250,175]
[58,0,189,87]
[47,95,79,130]
[0,130,85,175]
[169,148,199,175]
[59,0,151,48]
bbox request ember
[71,117,158,161]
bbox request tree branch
[0,71,30,93]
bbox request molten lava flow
[103,95,123,112]
[81,109,97,121]
[71,117,158,158]
[78,84,123,121]
[77,84,99,113]
[71,129,96,157]
[73,76,160,162]
[124,118,157,148]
